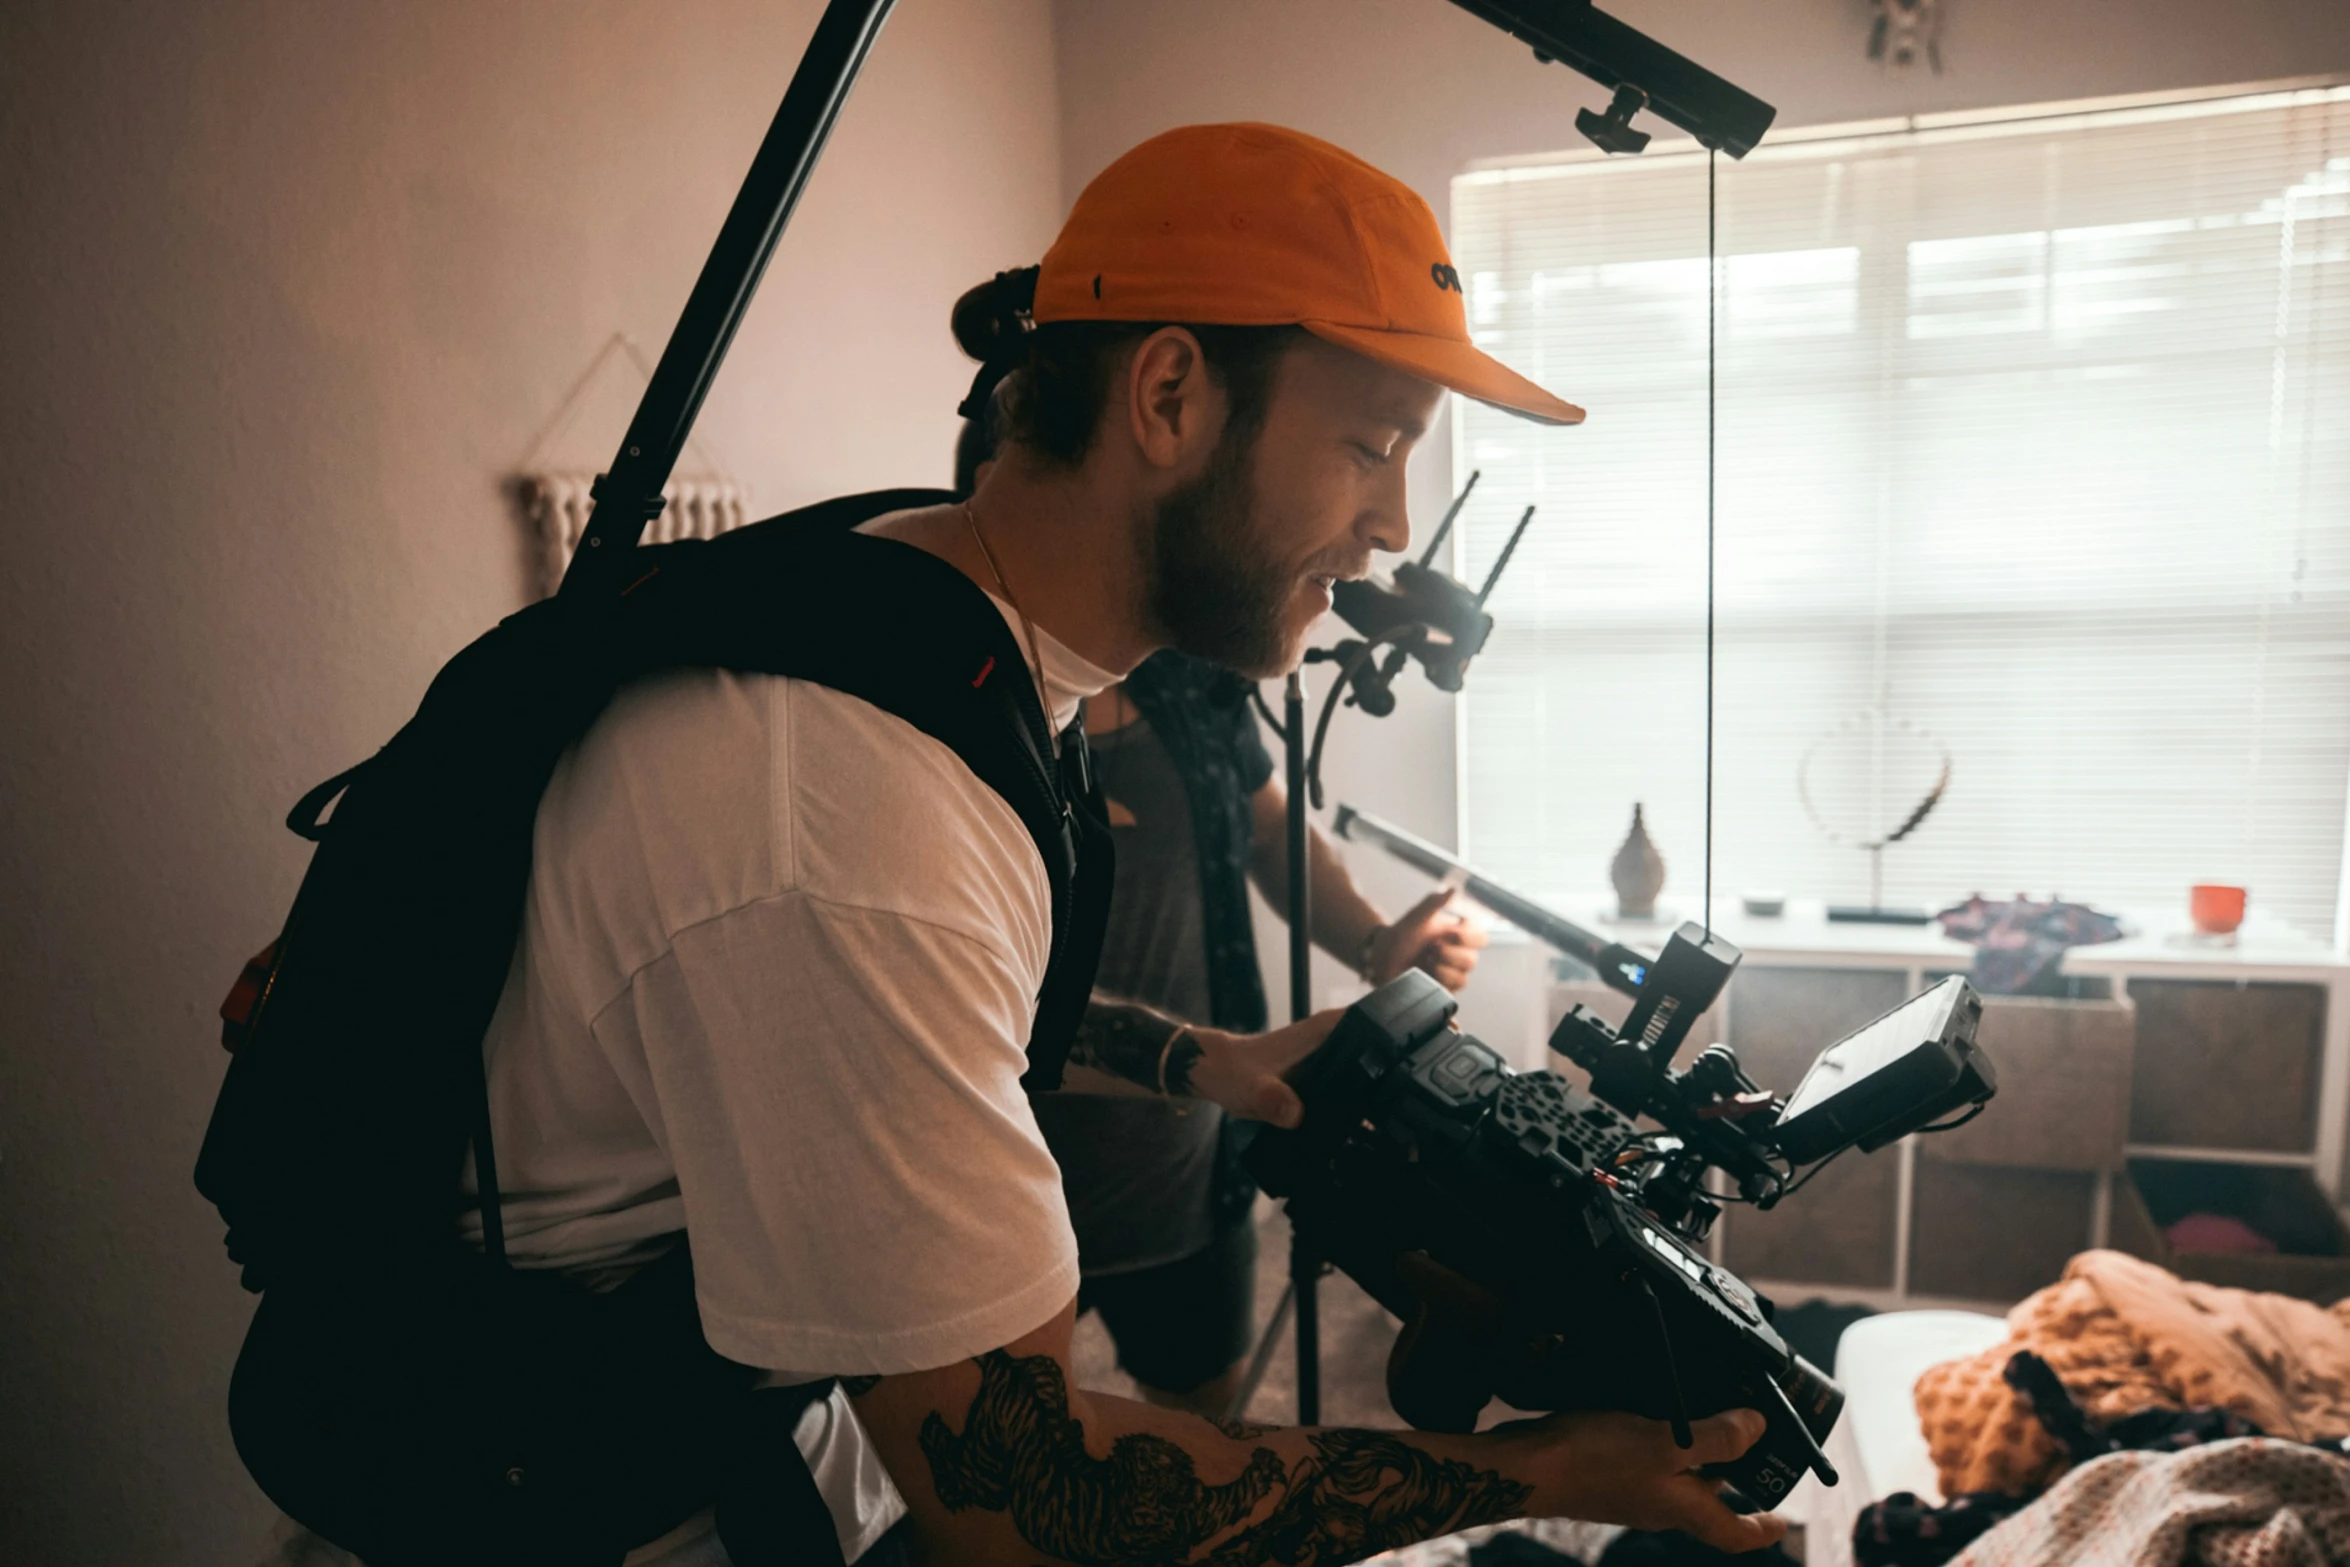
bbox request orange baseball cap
[1035,123,1584,427]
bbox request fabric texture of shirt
[1120,650,1281,1232]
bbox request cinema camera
[1245,838,1996,1508]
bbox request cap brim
[1302,321,1586,427]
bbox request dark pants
[855,1516,916,1565]
[1076,1214,1259,1394]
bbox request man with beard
[955,400,1487,1429]
[466,123,1787,1565]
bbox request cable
[1303,639,1394,810]
[1704,146,1718,939]
[1912,1102,1989,1137]
[1760,1143,1847,1207]
[1250,683,1289,743]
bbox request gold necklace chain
[962,501,1059,755]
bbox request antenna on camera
[1476,505,1537,606]
[1417,468,1479,568]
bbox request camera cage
[1246,948,1993,1504]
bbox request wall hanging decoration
[1869,0,1944,73]
[515,333,749,597]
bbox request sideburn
[1147,428,1293,678]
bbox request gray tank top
[1029,716,1224,1276]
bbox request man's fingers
[1666,1481,1788,1555]
[1396,887,1456,934]
[1250,1078,1304,1129]
[1680,1408,1768,1467]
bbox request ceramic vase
[1611,804,1666,919]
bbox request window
[1451,85,2350,943]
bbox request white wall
[0,2,1061,1559]
[1051,0,2350,1046]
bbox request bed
[1780,1310,2011,1567]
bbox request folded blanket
[1949,1440,2350,1567]
[1916,1251,2350,1497]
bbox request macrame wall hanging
[515,334,750,597]
[1869,0,1944,73]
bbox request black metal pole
[560,0,898,595]
[1283,672,1321,1425]
[1442,0,1776,157]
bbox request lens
[1776,1353,1843,1443]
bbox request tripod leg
[1219,1282,1295,1427]
[1293,1238,1321,1426]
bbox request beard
[1148,431,1327,678]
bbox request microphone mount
[1446,0,1777,158]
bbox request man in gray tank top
[1032,669,1485,1418]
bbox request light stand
[557,0,897,596]
[1283,671,1322,1423]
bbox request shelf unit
[1536,897,2350,1309]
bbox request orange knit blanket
[1915,1250,2350,1498]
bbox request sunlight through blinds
[1450,85,2350,943]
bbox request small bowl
[2189,884,2247,936]
[1741,891,1787,918]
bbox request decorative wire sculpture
[1797,710,1952,914]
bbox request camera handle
[1384,1251,1509,1434]
[1626,1271,1695,1448]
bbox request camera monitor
[1771,977,1995,1164]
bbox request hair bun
[951,266,1041,365]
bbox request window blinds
[1450,85,2350,943]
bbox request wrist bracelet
[1156,1025,1194,1096]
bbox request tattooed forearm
[1197,1428,1529,1565]
[1065,1000,1203,1095]
[918,1350,1531,1565]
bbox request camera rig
[1245,903,1995,1507]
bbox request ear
[1122,326,1224,472]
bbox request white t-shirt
[466,577,1116,1563]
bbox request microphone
[1325,473,1535,713]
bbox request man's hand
[1517,1407,1789,1555]
[1188,1008,1345,1128]
[1366,887,1489,991]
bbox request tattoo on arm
[918,1349,1531,1565]
[1065,1000,1202,1096]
